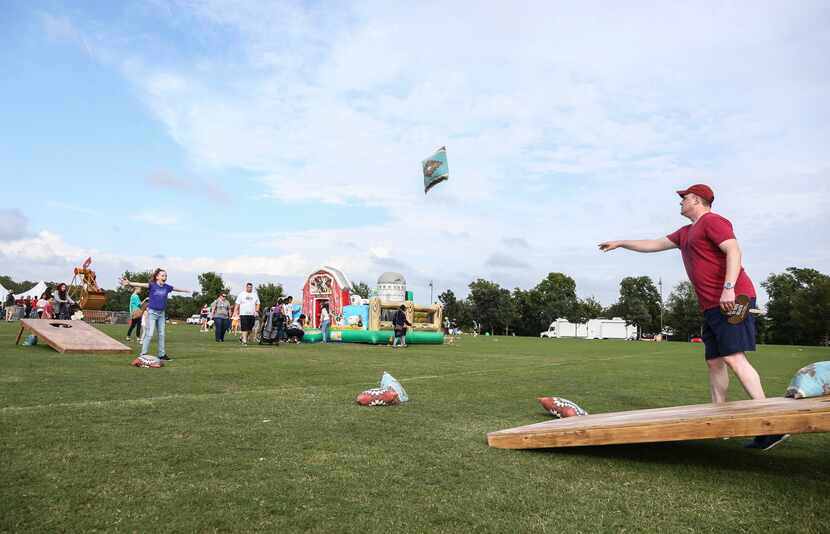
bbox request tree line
[2,267,827,345]
[438,268,829,346]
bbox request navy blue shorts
[701,299,756,360]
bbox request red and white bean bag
[131,355,164,369]
[356,387,400,406]
[538,397,588,418]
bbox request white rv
[540,317,635,340]
[539,318,587,338]
[585,318,637,340]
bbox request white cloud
[0,230,312,293]
[39,12,91,55]
[485,253,531,270]
[28,2,830,305]
[0,209,32,241]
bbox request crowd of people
[118,273,335,356]
[2,284,75,321]
[3,272,418,357]
[202,290,310,345]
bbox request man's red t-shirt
[666,212,756,312]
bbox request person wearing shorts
[599,184,788,451]
[235,282,260,346]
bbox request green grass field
[1,322,828,533]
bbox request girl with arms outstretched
[122,269,191,361]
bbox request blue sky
[1,1,828,306]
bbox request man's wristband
[723,282,735,289]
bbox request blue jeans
[141,309,166,356]
[214,317,229,341]
[321,320,330,343]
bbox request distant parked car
[186,314,201,325]
[690,337,703,343]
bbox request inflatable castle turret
[375,272,406,302]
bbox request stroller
[257,306,284,345]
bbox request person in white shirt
[282,296,294,325]
[320,303,331,343]
[286,313,306,343]
[234,282,260,346]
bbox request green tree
[614,276,661,337]
[103,270,152,312]
[536,273,578,324]
[762,270,801,344]
[468,279,513,335]
[664,281,701,340]
[511,288,540,336]
[792,275,830,345]
[351,281,371,299]
[166,295,199,319]
[511,273,579,336]
[438,289,474,330]
[197,272,231,306]
[763,267,830,345]
[0,276,37,295]
[256,283,285,310]
[567,296,604,325]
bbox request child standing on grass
[122,269,191,361]
[230,308,241,335]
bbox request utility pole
[429,280,434,304]
[658,277,664,336]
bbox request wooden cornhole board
[15,319,131,354]
[487,396,830,449]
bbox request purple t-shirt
[148,282,174,311]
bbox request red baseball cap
[676,184,714,204]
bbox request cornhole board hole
[15,319,131,354]
[487,396,830,449]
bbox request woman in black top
[392,305,412,348]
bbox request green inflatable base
[303,329,444,345]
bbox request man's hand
[598,241,621,252]
[720,288,736,314]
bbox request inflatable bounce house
[300,266,444,344]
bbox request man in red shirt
[599,184,787,450]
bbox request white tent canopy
[0,283,8,302]
[14,281,48,300]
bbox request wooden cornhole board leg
[15,324,27,345]
[487,396,830,449]
[16,319,132,354]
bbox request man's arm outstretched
[598,237,677,253]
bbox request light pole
[658,276,664,336]
[429,280,434,304]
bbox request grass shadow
[527,438,828,478]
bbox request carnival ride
[68,257,107,310]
